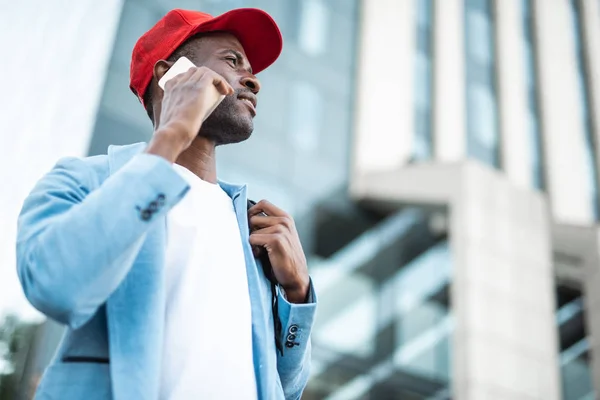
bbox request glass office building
[352,0,600,399]
[464,0,500,167]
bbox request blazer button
[148,201,158,212]
[289,325,298,334]
[285,341,295,348]
[157,194,166,206]
[141,209,152,221]
[287,334,296,342]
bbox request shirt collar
[217,179,247,201]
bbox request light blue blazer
[16,143,316,399]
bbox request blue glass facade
[556,284,594,399]
[521,0,545,189]
[306,210,452,398]
[413,0,434,161]
[465,0,500,167]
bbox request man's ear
[153,59,174,83]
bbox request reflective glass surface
[305,209,452,399]
[555,284,595,400]
[465,0,500,167]
[413,0,433,161]
[521,0,544,189]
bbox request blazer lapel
[105,143,167,399]
[221,182,273,398]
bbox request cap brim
[191,8,283,75]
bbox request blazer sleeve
[16,154,189,329]
[276,279,317,400]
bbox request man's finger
[249,215,288,230]
[212,74,234,95]
[250,224,286,236]
[249,232,280,247]
[189,66,208,81]
[248,200,287,218]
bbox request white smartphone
[158,56,226,122]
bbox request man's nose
[240,74,261,94]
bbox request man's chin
[215,131,252,146]
[199,127,253,146]
[198,113,254,145]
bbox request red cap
[130,8,283,106]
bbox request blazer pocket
[62,356,109,364]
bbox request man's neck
[175,137,218,183]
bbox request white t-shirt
[159,164,257,400]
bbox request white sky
[0,0,123,322]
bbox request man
[16,8,316,400]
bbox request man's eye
[226,57,237,66]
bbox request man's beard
[198,90,254,146]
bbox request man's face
[185,32,261,145]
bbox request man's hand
[145,66,234,162]
[248,200,310,304]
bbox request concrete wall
[534,0,596,224]
[452,162,559,399]
[350,0,468,180]
[581,0,600,206]
[433,0,466,162]
[351,0,414,179]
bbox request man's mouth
[240,98,255,109]
[238,93,257,116]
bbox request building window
[413,0,434,160]
[555,283,594,400]
[521,0,545,189]
[289,81,323,153]
[297,0,329,56]
[465,0,500,167]
[306,209,452,399]
[570,0,600,220]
